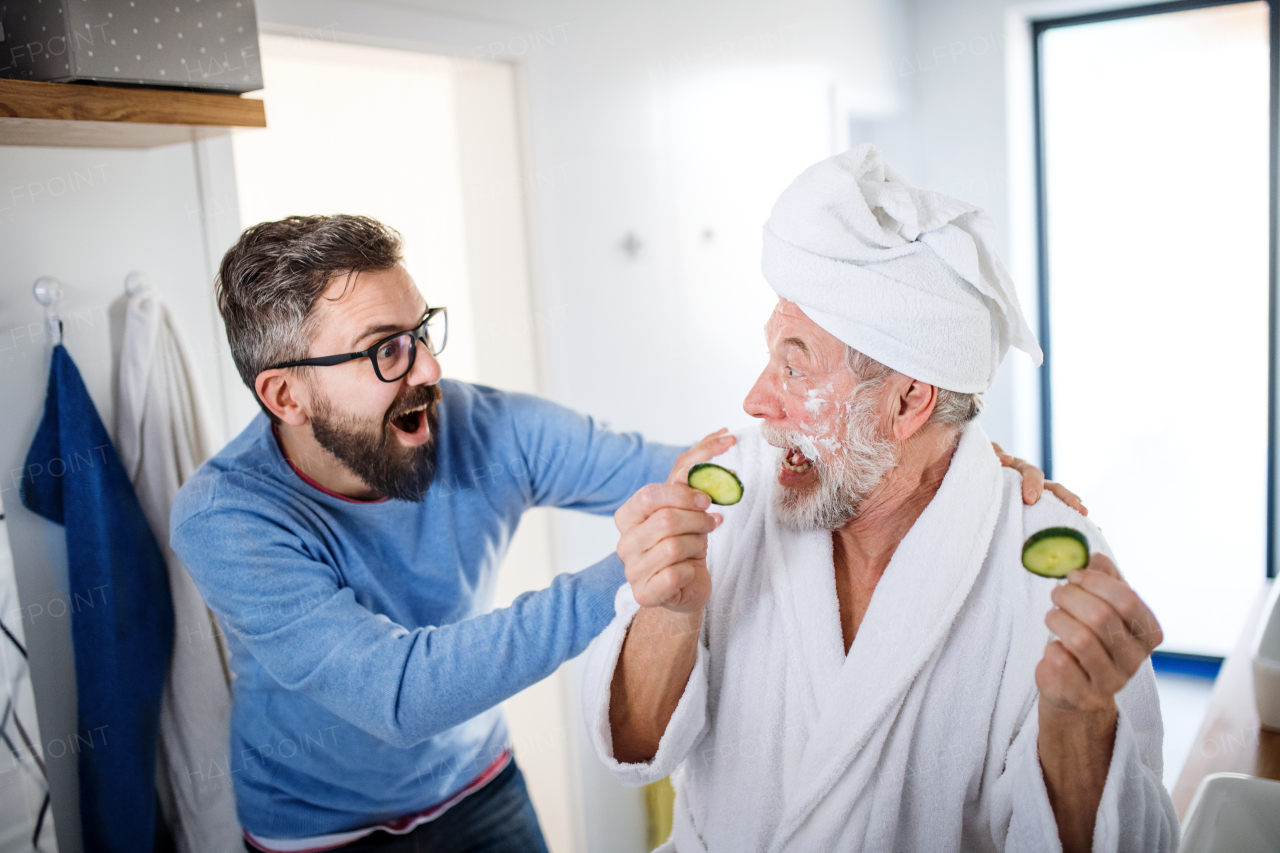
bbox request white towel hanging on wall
[116,274,239,853]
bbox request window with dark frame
[1032,0,1274,666]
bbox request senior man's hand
[609,429,734,763]
[615,429,735,612]
[1035,553,1163,853]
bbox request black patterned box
[0,0,262,93]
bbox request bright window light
[1040,2,1269,655]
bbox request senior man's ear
[889,376,939,441]
[255,369,310,427]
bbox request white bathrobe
[583,423,1177,852]
[117,285,240,853]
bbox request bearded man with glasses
[170,213,1071,852]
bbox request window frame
[1031,0,1280,579]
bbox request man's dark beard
[310,383,442,501]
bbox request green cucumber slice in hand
[688,463,743,506]
[1021,527,1090,578]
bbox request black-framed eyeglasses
[268,307,447,383]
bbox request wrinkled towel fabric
[21,344,174,853]
[583,424,1177,852]
[0,489,59,850]
[761,143,1042,393]
[117,284,239,853]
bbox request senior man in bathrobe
[582,144,1176,853]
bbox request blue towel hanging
[20,344,174,853]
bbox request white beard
[765,386,899,532]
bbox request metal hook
[32,276,63,347]
[124,271,149,296]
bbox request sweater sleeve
[172,506,627,750]
[580,583,710,787]
[504,391,685,514]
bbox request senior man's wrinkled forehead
[764,299,850,373]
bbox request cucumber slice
[1021,527,1090,578]
[688,463,743,506]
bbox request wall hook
[621,232,643,259]
[32,276,63,347]
[125,271,149,295]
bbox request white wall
[856,0,1029,455]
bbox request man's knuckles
[1048,614,1106,669]
[647,506,711,538]
[1143,620,1165,653]
[638,482,673,507]
[1112,593,1145,632]
[642,482,707,514]
[1039,635,1131,713]
[1110,591,1162,652]
[1075,604,1124,652]
[635,562,701,609]
[635,582,672,609]
[1054,618,1097,660]
[1042,641,1076,677]
[637,566,680,604]
[1048,608,1129,679]
[655,537,686,565]
[1052,585,1113,635]
[623,556,654,586]
[649,567,681,602]
[1036,644,1076,694]
[650,507,681,538]
[1038,643,1098,706]
[670,534,707,562]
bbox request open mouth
[389,403,430,442]
[781,446,813,474]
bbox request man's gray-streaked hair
[844,347,982,429]
[215,214,404,421]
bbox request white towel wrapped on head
[761,143,1042,393]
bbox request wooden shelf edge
[0,78,264,129]
[0,79,265,148]
[0,116,260,149]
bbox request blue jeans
[245,761,550,853]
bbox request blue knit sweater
[170,380,681,836]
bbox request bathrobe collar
[765,420,1004,850]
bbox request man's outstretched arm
[173,506,627,750]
